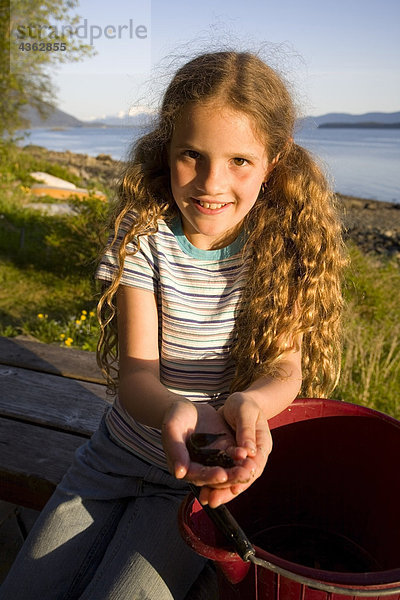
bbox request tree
[0,0,94,136]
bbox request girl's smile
[192,198,231,214]
[169,102,270,250]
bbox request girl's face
[169,102,270,250]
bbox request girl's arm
[117,284,186,428]
[116,285,252,483]
[225,336,303,439]
[198,337,303,507]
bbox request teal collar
[170,216,245,259]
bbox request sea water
[18,126,400,203]
[297,127,400,204]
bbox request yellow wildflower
[89,311,95,318]
[75,320,81,325]
[59,333,65,340]
[37,313,44,319]
[81,310,87,315]
[81,314,87,321]
[65,337,73,347]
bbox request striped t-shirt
[96,213,249,469]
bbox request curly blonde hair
[97,51,347,398]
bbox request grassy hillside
[0,141,109,349]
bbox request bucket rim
[269,397,400,432]
[179,495,400,597]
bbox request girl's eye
[184,150,200,159]
[232,157,248,166]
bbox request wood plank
[0,365,110,436]
[0,418,86,510]
[0,336,104,384]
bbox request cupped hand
[161,399,252,491]
[198,392,273,507]
[162,394,272,508]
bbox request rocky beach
[340,195,400,259]
[24,145,400,261]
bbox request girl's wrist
[224,391,261,414]
[162,395,195,426]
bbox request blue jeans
[0,417,215,600]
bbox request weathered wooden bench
[0,338,219,597]
[0,336,111,511]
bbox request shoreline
[20,144,400,260]
[338,194,400,258]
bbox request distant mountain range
[20,103,400,130]
[300,112,400,129]
[20,102,153,129]
[318,122,400,129]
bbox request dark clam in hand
[186,433,235,468]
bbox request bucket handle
[249,554,400,597]
[189,487,400,597]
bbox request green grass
[0,141,108,349]
[0,189,108,275]
[332,244,400,418]
[0,258,98,324]
[0,140,83,187]
[1,142,399,418]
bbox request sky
[28,0,400,120]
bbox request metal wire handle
[188,486,400,597]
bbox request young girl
[1,51,346,600]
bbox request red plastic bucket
[179,398,400,599]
